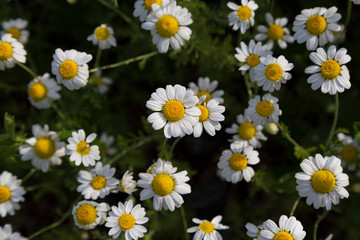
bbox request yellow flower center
[59,60,78,80]
[0,42,13,61]
[156,15,179,38]
[76,140,91,156]
[0,186,11,203]
[147,163,156,174]
[256,100,274,117]
[274,231,294,240]
[238,122,256,140]
[91,176,107,190]
[152,173,175,196]
[199,221,215,234]
[144,0,162,11]
[265,63,283,82]
[34,137,56,159]
[6,27,21,40]
[197,91,212,103]
[237,6,252,21]
[341,145,358,163]
[229,153,248,171]
[75,204,97,226]
[246,54,260,68]
[320,60,341,80]
[118,213,136,230]
[197,105,209,123]
[28,82,47,101]
[311,170,336,194]
[94,26,110,41]
[267,24,284,40]
[306,15,327,35]
[94,76,103,86]
[162,100,185,122]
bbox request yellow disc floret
[0,186,11,203]
[341,145,358,163]
[6,27,21,40]
[0,42,13,61]
[76,141,91,156]
[199,221,215,234]
[237,6,252,21]
[34,137,56,159]
[274,231,294,240]
[118,213,136,230]
[91,176,107,190]
[320,60,341,80]
[156,15,179,38]
[246,54,260,68]
[306,15,327,35]
[76,204,97,226]
[59,60,78,80]
[256,100,274,117]
[162,100,185,122]
[95,26,110,41]
[311,170,336,194]
[28,82,47,101]
[152,173,175,196]
[229,153,248,171]
[265,63,283,82]
[267,24,284,40]
[197,105,209,123]
[197,91,212,103]
[94,76,103,86]
[238,122,256,140]
[144,0,162,11]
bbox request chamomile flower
[93,71,112,94]
[100,132,116,160]
[72,200,110,230]
[353,0,360,4]
[51,48,92,90]
[66,129,101,167]
[0,34,26,70]
[105,200,148,240]
[255,13,294,50]
[188,77,224,104]
[187,215,229,240]
[0,171,25,218]
[19,124,65,172]
[87,24,116,50]
[258,215,306,240]
[138,158,191,211]
[245,222,263,239]
[1,18,29,44]
[225,114,267,149]
[119,171,138,194]
[146,84,201,138]
[245,93,282,125]
[254,55,294,92]
[295,154,350,210]
[293,7,341,50]
[336,132,360,170]
[133,0,170,22]
[0,224,27,240]
[227,0,259,33]
[331,24,345,43]
[141,1,192,53]
[305,45,351,95]
[27,73,61,109]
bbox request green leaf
[4,113,15,139]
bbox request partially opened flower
[336,132,360,170]
[227,0,258,33]
[0,33,26,70]
[245,222,264,239]
[1,18,29,44]
[0,171,25,218]
[187,215,229,240]
[87,24,116,50]
[188,77,224,104]
[133,0,170,22]
[72,200,110,230]
[245,93,282,125]
[0,224,27,240]
[119,171,137,194]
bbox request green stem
[345,0,352,28]
[22,168,38,183]
[324,93,339,152]
[289,197,301,216]
[94,48,102,68]
[313,210,329,240]
[180,207,190,240]
[97,0,132,24]
[244,75,254,99]
[51,102,67,122]
[169,137,182,156]
[16,62,37,79]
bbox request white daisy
[141,1,192,53]
[188,77,224,104]
[227,0,258,34]
[0,224,27,240]
[119,171,138,194]
[133,0,170,22]
[93,71,112,94]
[138,158,191,211]
[100,132,116,159]
[305,45,351,95]
[0,171,25,218]
[225,113,267,149]
[105,200,148,240]
[245,222,263,239]
[258,215,306,240]
[255,12,294,50]
[0,33,26,70]
[87,24,116,50]
[218,144,260,183]
[245,93,282,125]
[146,84,201,138]
[295,154,350,210]
[66,129,101,167]
[336,132,360,170]
[353,0,360,4]
[293,7,341,50]
[1,18,29,44]
[187,215,229,240]
[51,48,92,90]
[72,200,110,230]
[254,55,294,92]
[331,24,345,43]
[19,124,65,172]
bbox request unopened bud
[265,122,279,135]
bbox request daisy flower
[227,0,259,33]
[133,0,170,22]
[0,224,27,240]
[27,73,61,109]
[105,200,148,240]
[305,45,351,95]
[258,215,306,240]
[245,93,282,125]
[187,215,229,240]
[119,171,138,194]
[138,158,191,211]
[293,7,341,50]
[87,24,116,50]
[51,48,92,90]
[336,132,360,170]
[100,132,116,160]
[353,0,360,4]
[188,77,224,104]
[0,171,25,218]
[66,129,101,167]
[146,84,201,138]
[245,222,263,239]
[235,40,272,81]
[93,71,112,94]
[72,200,110,230]
[254,55,294,92]
[0,34,26,70]
[141,1,192,53]
[1,18,29,44]
[331,24,345,43]
[19,124,65,172]
[255,12,294,50]
[295,154,350,210]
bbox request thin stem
[313,210,329,240]
[345,0,352,28]
[169,137,182,155]
[22,168,38,183]
[51,102,67,122]
[94,48,102,68]
[290,197,301,216]
[324,93,339,152]
[244,75,254,99]
[97,0,132,24]
[16,62,37,79]
[277,123,301,148]
[180,207,190,240]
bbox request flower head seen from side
[295,154,350,210]
[134,0,170,22]
[1,18,29,44]
[138,158,191,211]
[258,215,306,240]
[72,200,110,230]
[19,124,65,172]
[119,171,138,195]
[0,224,27,240]
[227,0,258,34]
[0,171,25,218]
[93,71,113,95]
[141,1,192,53]
[336,132,360,170]
[187,215,229,240]
[245,93,282,125]
[254,55,294,92]
[51,48,92,90]
[245,222,263,239]
[305,45,351,95]
[146,84,201,138]
[0,34,26,70]
[66,129,101,167]
[105,200,148,240]
[188,77,224,104]
[87,24,116,50]
[293,7,341,50]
